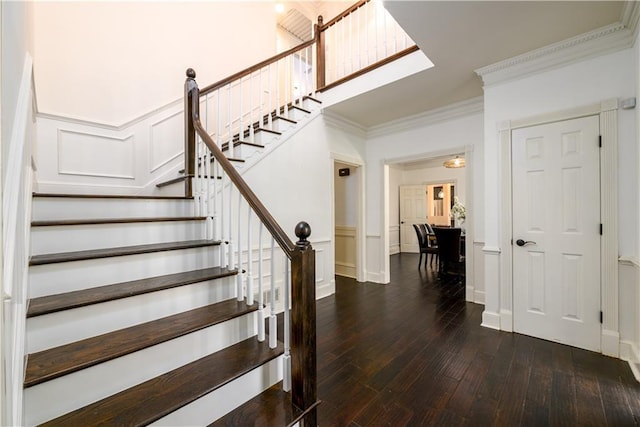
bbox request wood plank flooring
[314,253,640,426]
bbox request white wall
[2,1,33,178]
[365,111,484,283]
[482,47,638,347]
[32,2,277,125]
[243,114,365,297]
[401,164,466,205]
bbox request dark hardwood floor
[314,253,640,426]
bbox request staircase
[24,194,298,425]
[15,2,420,424]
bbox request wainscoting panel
[335,226,356,278]
[58,130,135,179]
[389,225,400,255]
[150,110,184,173]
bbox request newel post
[315,16,326,89]
[291,221,317,426]
[184,68,198,198]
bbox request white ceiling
[324,1,626,128]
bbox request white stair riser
[24,313,258,426]
[31,221,207,255]
[252,131,279,147]
[270,117,296,133]
[27,276,236,352]
[152,356,283,426]
[287,107,311,121]
[32,198,194,221]
[29,246,222,297]
[234,143,263,159]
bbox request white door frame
[382,145,476,302]
[331,153,366,282]
[496,99,619,357]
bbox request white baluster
[211,158,217,241]
[219,170,226,266]
[237,190,243,302]
[349,11,353,75]
[228,183,234,274]
[357,6,362,70]
[258,222,265,341]
[249,71,255,143]
[365,2,370,66]
[247,209,254,306]
[239,77,244,144]
[275,59,280,126]
[216,89,221,149]
[342,16,346,78]
[228,83,234,159]
[282,257,291,392]
[267,64,273,129]
[269,237,277,349]
[383,4,388,57]
[194,137,202,217]
[259,68,264,133]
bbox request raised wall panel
[562,253,582,321]
[527,170,544,232]
[58,130,135,179]
[562,167,581,233]
[527,252,545,314]
[150,111,184,172]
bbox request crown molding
[322,110,368,138]
[367,96,484,139]
[475,22,634,87]
[621,0,640,41]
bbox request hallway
[315,253,640,425]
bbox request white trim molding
[476,23,634,87]
[323,110,368,138]
[620,340,640,382]
[368,96,484,138]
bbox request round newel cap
[186,68,196,79]
[295,221,311,247]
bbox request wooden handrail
[186,70,297,257]
[318,0,369,30]
[200,39,316,97]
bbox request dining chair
[432,227,465,281]
[413,224,439,270]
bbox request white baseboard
[602,329,621,357]
[481,310,501,330]
[316,280,335,300]
[389,244,400,255]
[335,262,356,279]
[500,309,513,332]
[620,340,640,382]
[474,290,485,305]
[366,271,384,283]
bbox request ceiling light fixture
[275,3,285,14]
[443,156,465,168]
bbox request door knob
[516,239,536,247]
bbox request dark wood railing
[185,69,317,425]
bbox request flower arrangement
[450,196,466,224]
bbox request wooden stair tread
[39,338,284,426]
[222,140,264,150]
[210,383,320,427]
[31,216,206,227]
[25,299,258,387]
[33,193,191,200]
[156,175,190,188]
[29,239,221,266]
[27,266,237,317]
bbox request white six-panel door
[399,185,427,253]
[512,115,601,352]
